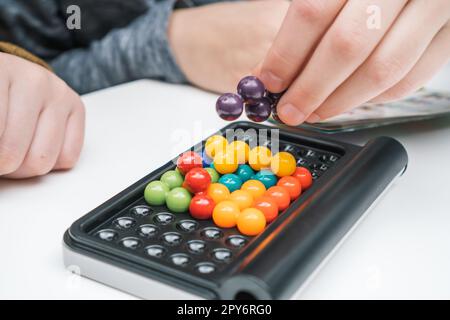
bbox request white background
[0,63,449,300]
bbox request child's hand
[0,53,85,179]
[168,0,290,93]
[256,0,450,125]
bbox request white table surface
[1,64,449,300]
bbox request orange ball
[229,190,254,210]
[265,186,290,211]
[237,208,266,236]
[270,152,296,177]
[212,201,240,228]
[292,167,313,189]
[277,176,302,200]
[241,179,266,199]
[253,197,279,223]
[207,183,230,204]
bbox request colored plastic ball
[237,208,266,236]
[253,170,278,189]
[292,167,313,190]
[270,152,296,177]
[166,187,192,213]
[229,190,254,210]
[237,76,266,101]
[218,174,242,192]
[248,146,272,171]
[241,179,266,199]
[253,197,279,223]
[184,168,211,193]
[216,93,244,121]
[265,186,290,212]
[205,135,228,158]
[212,201,240,228]
[227,140,250,164]
[236,164,255,182]
[207,183,230,204]
[160,170,183,190]
[205,167,220,183]
[245,98,272,123]
[189,194,215,220]
[144,181,169,206]
[177,151,202,175]
[213,151,239,175]
[202,150,213,167]
[277,176,302,200]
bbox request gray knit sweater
[0,0,228,94]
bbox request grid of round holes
[94,206,249,275]
[92,140,340,274]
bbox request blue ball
[236,164,254,183]
[254,170,278,189]
[218,174,243,193]
[202,150,213,167]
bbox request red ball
[265,186,290,212]
[189,194,215,220]
[277,176,302,200]
[253,196,279,223]
[177,151,202,175]
[292,167,313,190]
[184,168,211,193]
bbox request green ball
[166,187,192,213]
[161,170,183,189]
[144,181,170,206]
[205,167,220,183]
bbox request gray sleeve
[50,0,186,94]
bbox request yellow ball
[227,141,250,164]
[229,190,254,210]
[248,146,272,171]
[213,150,239,174]
[271,152,296,177]
[205,135,228,158]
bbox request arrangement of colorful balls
[216,76,283,123]
[144,135,313,237]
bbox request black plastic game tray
[63,122,408,300]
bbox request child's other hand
[256,0,450,125]
[0,53,85,179]
[168,0,289,93]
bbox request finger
[371,22,450,104]
[54,99,85,170]
[258,0,346,93]
[311,0,450,121]
[0,83,41,176]
[4,105,69,179]
[277,0,407,125]
[0,78,9,138]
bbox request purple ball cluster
[215,76,283,123]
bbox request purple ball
[237,76,266,101]
[271,104,282,123]
[245,98,272,123]
[216,93,244,121]
[266,91,285,104]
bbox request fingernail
[306,113,321,123]
[260,71,284,91]
[278,103,305,126]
